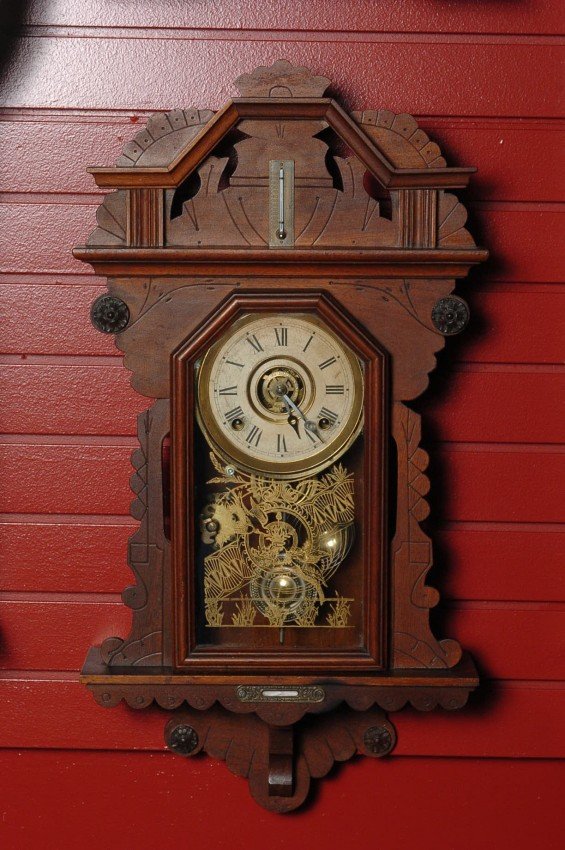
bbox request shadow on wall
[0,0,31,78]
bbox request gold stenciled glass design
[194,311,365,639]
[199,453,355,629]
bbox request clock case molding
[173,290,387,672]
[74,61,487,813]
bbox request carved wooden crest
[75,60,487,812]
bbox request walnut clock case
[75,61,488,812]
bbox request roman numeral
[302,334,314,352]
[225,359,244,368]
[225,405,244,422]
[245,425,263,446]
[326,384,345,395]
[304,428,317,443]
[274,327,288,346]
[318,356,337,370]
[277,434,287,453]
[319,406,339,424]
[247,334,263,353]
[218,385,238,396]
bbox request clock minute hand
[283,393,305,423]
[282,394,323,441]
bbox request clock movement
[74,61,488,812]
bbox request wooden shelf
[82,647,478,721]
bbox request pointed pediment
[87,61,474,191]
[76,61,487,271]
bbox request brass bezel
[196,312,365,479]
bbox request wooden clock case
[173,289,387,673]
[74,61,487,812]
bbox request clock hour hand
[282,394,323,442]
[286,410,301,439]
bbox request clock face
[196,313,364,478]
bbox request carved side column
[391,402,461,668]
[398,189,438,247]
[101,399,171,667]
[127,187,165,247]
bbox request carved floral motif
[235,60,331,98]
[166,126,398,248]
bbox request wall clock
[74,60,488,812]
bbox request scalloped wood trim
[115,108,215,168]
[163,705,396,812]
[100,401,170,668]
[82,648,478,722]
[352,109,447,168]
[392,403,463,669]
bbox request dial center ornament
[196,313,364,479]
[257,365,305,414]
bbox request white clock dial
[196,313,364,478]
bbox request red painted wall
[1,2,563,847]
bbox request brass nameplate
[236,685,325,703]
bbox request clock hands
[282,393,324,442]
[286,411,301,440]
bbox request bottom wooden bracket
[164,704,396,813]
[83,651,476,811]
[268,726,294,797]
